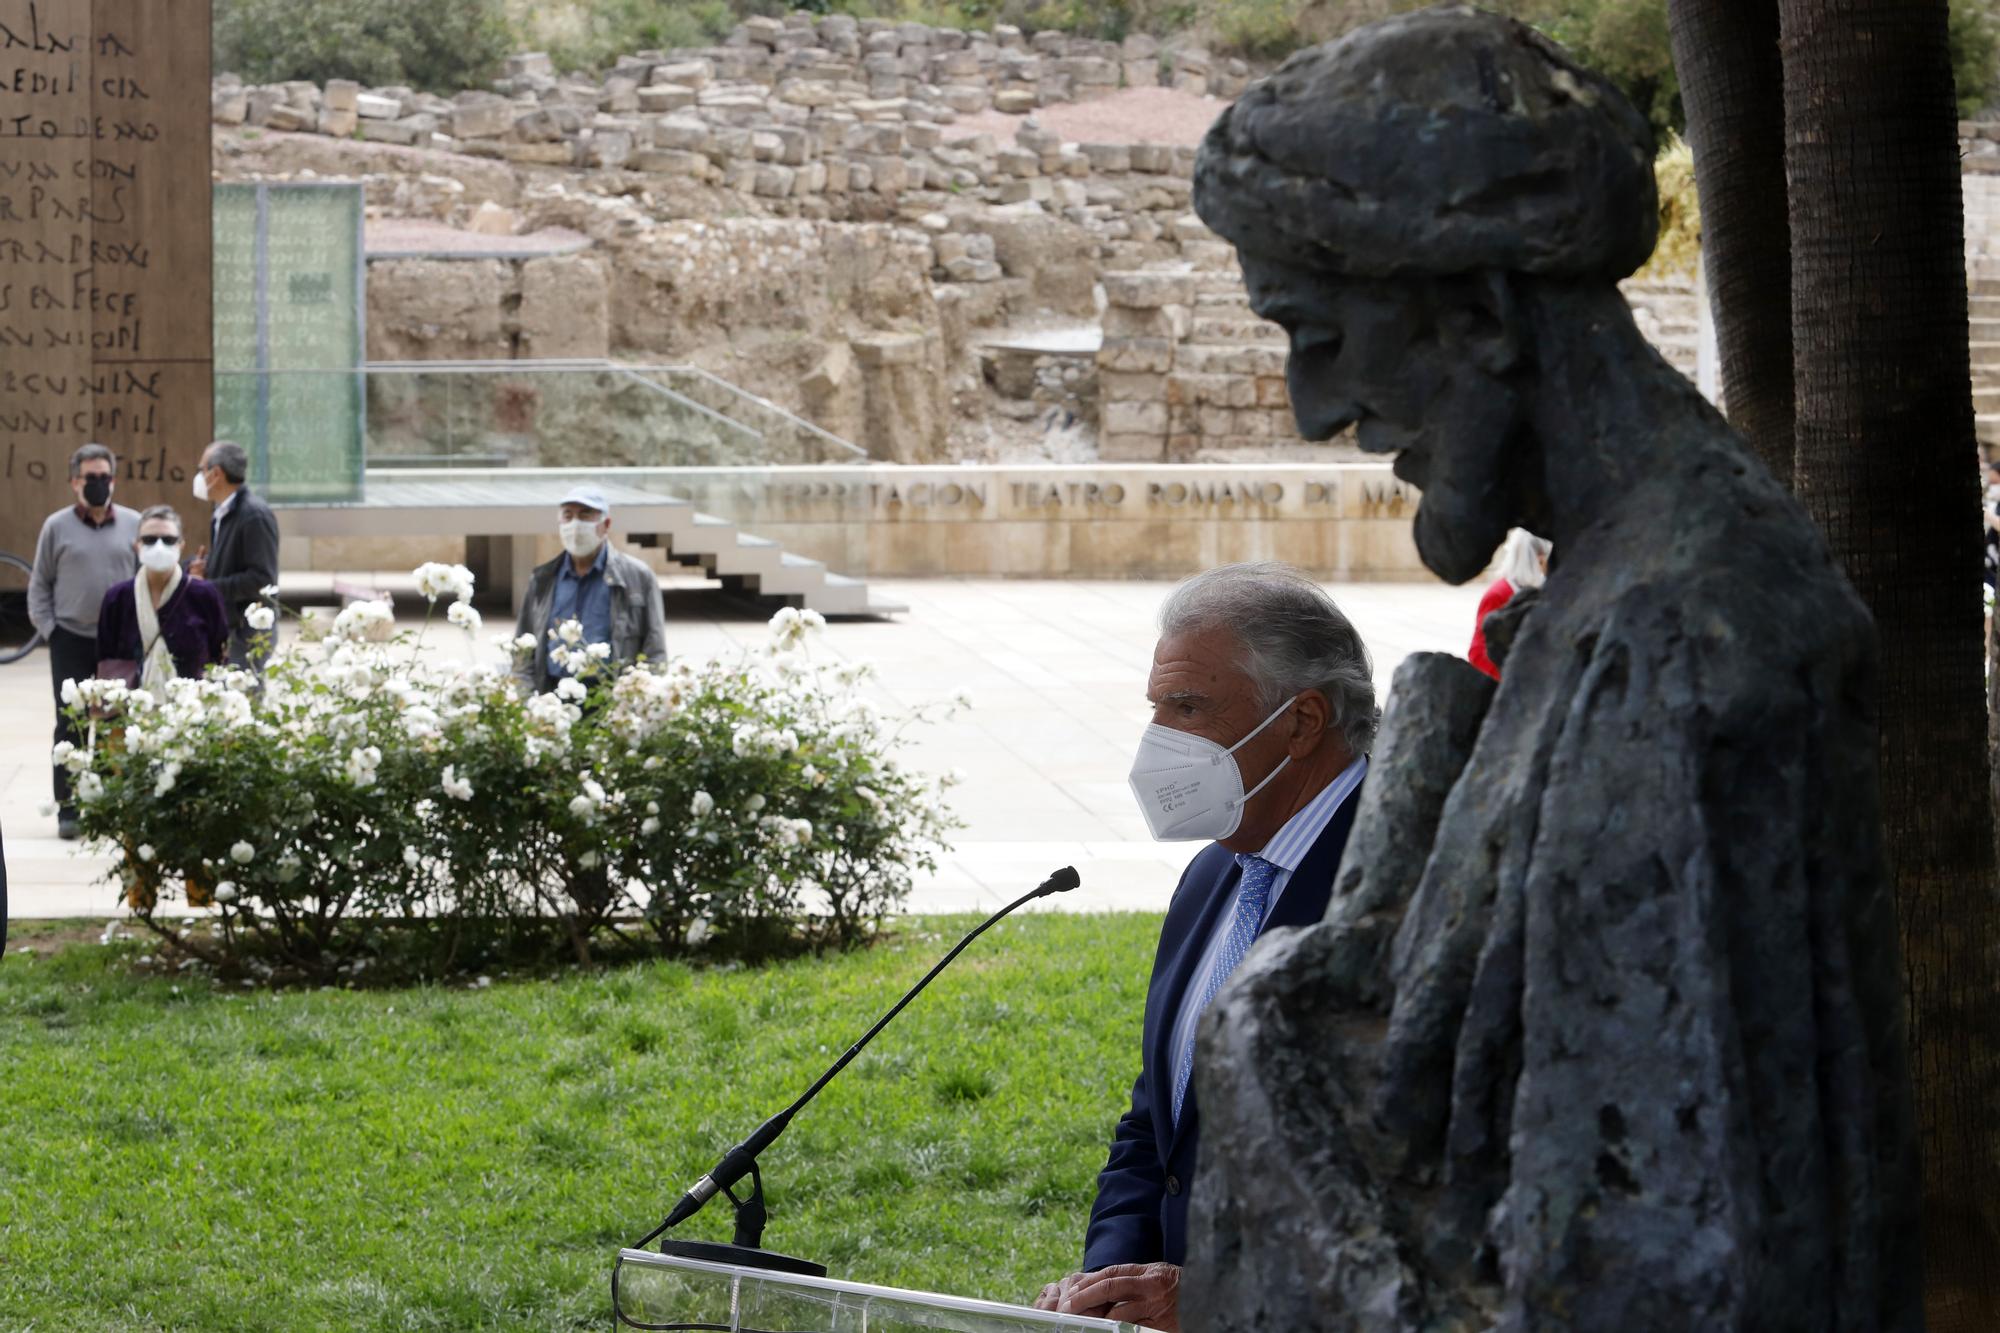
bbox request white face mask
[192,469,210,502]
[138,540,181,573]
[1128,695,1298,842]
[559,518,603,558]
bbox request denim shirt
[547,545,612,675]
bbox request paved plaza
[0,576,1482,919]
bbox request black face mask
[82,475,112,507]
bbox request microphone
[629,865,1082,1277]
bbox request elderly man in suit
[187,439,280,669]
[1035,562,1376,1332]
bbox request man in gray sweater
[28,443,139,839]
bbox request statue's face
[1242,255,1524,585]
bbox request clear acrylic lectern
[614,1249,1139,1332]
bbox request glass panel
[613,1252,1135,1333]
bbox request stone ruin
[210,12,1709,466]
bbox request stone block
[996,146,1039,177]
[1102,399,1170,434]
[824,158,852,192]
[354,91,400,120]
[323,79,359,113]
[851,97,910,121]
[942,83,989,113]
[994,87,1037,114]
[1079,142,1131,173]
[512,105,583,141]
[750,129,785,161]
[847,161,873,193]
[638,83,696,113]
[906,121,943,150]
[863,153,908,194]
[501,141,575,165]
[212,89,248,124]
[1123,59,1159,88]
[283,79,320,110]
[1100,370,1167,401]
[1104,302,1191,340]
[265,104,315,132]
[317,107,358,137]
[933,49,981,79]
[853,331,929,366]
[451,99,515,139]
[507,52,555,78]
[1129,143,1171,173]
[1099,431,1166,461]
[994,24,1025,48]
[356,117,422,146]
[582,129,633,168]
[652,115,713,153]
[653,59,713,90]
[779,79,838,107]
[744,15,785,46]
[629,148,711,177]
[1104,271,1194,308]
[1172,71,1208,97]
[795,160,828,194]
[1098,337,1175,373]
[754,163,798,196]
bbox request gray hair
[137,504,183,535]
[1495,529,1551,590]
[69,442,114,477]
[1159,562,1379,754]
[205,439,249,484]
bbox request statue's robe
[1187,423,1921,1332]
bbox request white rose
[213,881,240,903]
[690,790,714,818]
[568,795,596,819]
[74,771,104,803]
[447,601,482,634]
[136,843,155,863]
[244,604,276,631]
[557,619,585,646]
[403,845,421,869]
[577,850,600,869]
[230,840,256,865]
[744,794,766,814]
[440,765,475,802]
[640,817,660,836]
[259,583,280,599]
[585,642,612,661]
[555,677,588,703]
[51,740,74,767]
[511,632,537,655]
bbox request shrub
[61,569,961,983]
[214,0,513,92]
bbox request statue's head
[1193,4,1658,582]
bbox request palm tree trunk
[1779,0,2000,1323]
[1667,0,1796,480]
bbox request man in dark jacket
[512,483,667,694]
[187,439,280,669]
[1035,562,1375,1332]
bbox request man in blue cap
[512,483,667,694]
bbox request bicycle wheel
[0,549,44,665]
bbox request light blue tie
[1172,854,1277,1125]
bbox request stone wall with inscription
[0,0,210,556]
[280,463,1431,581]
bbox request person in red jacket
[1468,529,1550,679]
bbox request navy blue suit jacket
[1081,784,1362,1270]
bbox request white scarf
[134,564,183,696]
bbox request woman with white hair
[1467,528,1550,680]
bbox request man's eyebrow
[1150,689,1212,707]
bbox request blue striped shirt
[1165,755,1369,1103]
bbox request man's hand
[187,547,208,579]
[1034,1263,1181,1331]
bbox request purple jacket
[97,577,232,679]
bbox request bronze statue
[1185,6,1921,1328]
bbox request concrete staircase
[626,507,891,616]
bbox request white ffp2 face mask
[1128,695,1298,842]
[559,518,603,559]
[138,541,182,573]
[192,469,210,502]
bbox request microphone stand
[627,866,1083,1279]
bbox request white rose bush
[63,566,958,981]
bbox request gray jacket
[513,546,667,693]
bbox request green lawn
[0,913,1162,1331]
